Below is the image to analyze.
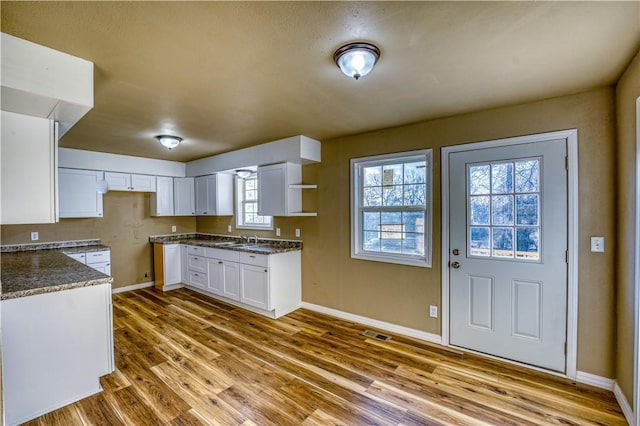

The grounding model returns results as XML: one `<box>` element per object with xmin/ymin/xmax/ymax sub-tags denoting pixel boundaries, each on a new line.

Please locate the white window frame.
<box><xmin>351</xmin><ymin>149</ymin><xmax>433</xmax><ymax>268</ymax></box>
<box><xmin>235</xmin><ymin>175</ymin><xmax>273</xmax><ymax>230</ymax></box>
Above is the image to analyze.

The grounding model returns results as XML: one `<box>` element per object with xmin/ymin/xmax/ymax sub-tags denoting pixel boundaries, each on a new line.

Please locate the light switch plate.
<box><xmin>227</xmin><ymin>225</ymin><xmax>232</xmax><ymax>233</ymax></box>
<box><xmin>30</xmin><ymin>231</ymin><xmax>39</xmax><ymax>241</ymax></box>
<box><xmin>429</xmin><ymin>305</ymin><xmax>438</xmax><ymax>318</ymax></box>
<box><xmin>171</xmin><ymin>225</ymin><xmax>177</xmax><ymax>232</ymax></box>
<box><xmin>276</xmin><ymin>228</ymin><xmax>281</xmax><ymax>237</ymax></box>
<box><xmin>590</xmin><ymin>236</ymin><xmax>605</xmax><ymax>252</ymax></box>
<box><xmin>295</xmin><ymin>228</ymin><xmax>301</xmax><ymax>237</ymax></box>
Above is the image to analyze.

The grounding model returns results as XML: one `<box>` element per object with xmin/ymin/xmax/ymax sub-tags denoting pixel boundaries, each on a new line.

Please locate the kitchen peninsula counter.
<box><xmin>0</xmin><ymin>239</ymin><xmax>112</xmax><ymax>300</ymax></box>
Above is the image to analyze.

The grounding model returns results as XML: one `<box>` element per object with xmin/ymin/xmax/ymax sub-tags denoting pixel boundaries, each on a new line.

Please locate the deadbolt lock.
<box><xmin>452</xmin><ymin>249</ymin><xmax>460</xmax><ymax>256</ymax></box>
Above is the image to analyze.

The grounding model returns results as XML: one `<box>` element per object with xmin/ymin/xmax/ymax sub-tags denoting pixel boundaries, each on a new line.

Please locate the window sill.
<box><xmin>236</xmin><ymin>224</ymin><xmax>274</xmax><ymax>231</ymax></box>
<box><xmin>351</xmin><ymin>252</ymin><xmax>431</xmax><ymax>268</ymax></box>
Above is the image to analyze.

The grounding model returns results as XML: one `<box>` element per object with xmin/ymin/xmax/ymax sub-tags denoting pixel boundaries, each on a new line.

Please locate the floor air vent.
<box><xmin>363</xmin><ymin>330</ymin><xmax>391</xmax><ymax>341</ymax></box>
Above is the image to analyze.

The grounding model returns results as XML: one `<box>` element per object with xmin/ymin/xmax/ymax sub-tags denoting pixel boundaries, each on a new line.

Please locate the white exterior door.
<box><xmin>448</xmin><ymin>138</ymin><xmax>568</xmax><ymax>372</ymax></box>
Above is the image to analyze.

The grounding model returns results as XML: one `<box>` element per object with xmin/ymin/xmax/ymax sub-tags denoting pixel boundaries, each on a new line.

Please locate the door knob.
<box><xmin>450</xmin><ymin>261</ymin><xmax>461</xmax><ymax>269</ymax></box>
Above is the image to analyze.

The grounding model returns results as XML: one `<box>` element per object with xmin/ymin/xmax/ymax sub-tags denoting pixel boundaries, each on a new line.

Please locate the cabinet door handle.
<box><xmin>193</xmin><ymin>257</ymin><xmax>198</xmax><ymax>260</ymax></box>
<box><xmin>218</xmin><ymin>261</ymin><xmax>223</xmax><ymax>264</ymax></box>
<box><xmin>264</xmin><ymin>269</ymin><xmax>268</xmax><ymax>272</ymax></box>
<box><xmin>203</xmin><ymin>211</ymin><xmax>208</xmax><ymax>214</ymax></box>
<box><xmin>250</xmin><ymin>255</ymin><xmax>256</xmax><ymax>258</ymax></box>
<box><xmin>194</xmin><ymin>273</ymin><xmax>199</xmax><ymax>277</ymax></box>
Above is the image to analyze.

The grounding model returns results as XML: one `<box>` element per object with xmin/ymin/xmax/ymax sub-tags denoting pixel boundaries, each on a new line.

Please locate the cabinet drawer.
<box><xmin>239</xmin><ymin>252</ymin><xmax>269</xmax><ymax>267</ymax></box>
<box><xmin>89</xmin><ymin>261</ymin><xmax>111</xmax><ymax>276</ymax></box>
<box><xmin>188</xmin><ymin>254</ymin><xmax>207</xmax><ymax>273</ymax></box>
<box><xmin>189</xmin><ymin>271</ymin><xmax>207</xmax><ymax>288</ymax></box>
<box><xmin>186</xmin><ymin>245</ymin><xmax>205</xmax><ymax>256</ymax></box>
<box><xmin>67</xmin><ymin>253</ymin><xmax>86</xmax><ymax>264</ymax></box>
<box><xmin>205</xmin><ymin>247</ymin><xmax>240</xmax><ymax>262</ymax></box>
<box><xmin>86</xmin><ymin>250</ymin><xmax>110</xmax><ymax>264</ymax></box>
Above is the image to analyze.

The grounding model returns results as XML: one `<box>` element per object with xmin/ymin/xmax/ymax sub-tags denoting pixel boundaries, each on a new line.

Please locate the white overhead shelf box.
<box><xmin>1</xmin><ymin>32</ymin><xmax>93</xmax><ymax>137</ymax></box>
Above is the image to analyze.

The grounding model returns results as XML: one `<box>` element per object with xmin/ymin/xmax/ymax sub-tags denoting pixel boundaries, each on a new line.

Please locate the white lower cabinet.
<box><xmin>2</xmin><ymin>283</ymin><xmax>114</xmax><ymax>426</ymax></box>
<box><xmin>181</xmin><ymin>244</ymin><xmax>300</xmax><ymax>318</ymax></box>
<box><xmin>239</xmin><ymin>263</ymin><xmax>269</xmax><ymax>310</ymax></box>
<box><xmin>162</xmin><ymin>244</ymin><xmax>181</xmax><ymax>286</ymax></box>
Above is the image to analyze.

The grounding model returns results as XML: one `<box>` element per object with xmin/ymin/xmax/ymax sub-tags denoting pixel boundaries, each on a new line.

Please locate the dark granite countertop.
<box><xmin>1</xmin><ymin>241</ymin><xmax>112</xmax><ymax>300</ymax></box>
<box><xmin>149</xmin><ymin>233</ymin><xmax>302</xmax><ymax>255</ymax></box>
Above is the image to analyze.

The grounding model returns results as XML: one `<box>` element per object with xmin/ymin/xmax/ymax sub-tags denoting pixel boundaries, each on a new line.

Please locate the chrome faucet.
<box><xmin>240</xmin><ymin>235</ymin><xmax>249</xmax><ymax>243</ymax></box>
<box><xmin>249</xmin><ymin>235</ymin><xmax>259</xmax><ymax>244</ymax></box>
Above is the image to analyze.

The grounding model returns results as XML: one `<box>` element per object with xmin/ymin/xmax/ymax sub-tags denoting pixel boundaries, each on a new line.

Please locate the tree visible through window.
<box><xmin>351</xmin><ymin>150</ymin><xmax>432</xmax><ymax>268</ymax></box>
<box><xmin>236</xmin><ymin>175</ymin><xmax>272</xmax><ymax>229</ymax></box>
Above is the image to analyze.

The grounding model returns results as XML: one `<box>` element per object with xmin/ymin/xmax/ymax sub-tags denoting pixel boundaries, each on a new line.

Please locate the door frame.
<box><xmin>634</xmin><ymin>96</ymin><xmax>640</xmax><ymax>424</ymax></box>
<box><xmin>441</xmin><ymin>129</ymin><xmax>579</xmax><ymax>378</ymax></box>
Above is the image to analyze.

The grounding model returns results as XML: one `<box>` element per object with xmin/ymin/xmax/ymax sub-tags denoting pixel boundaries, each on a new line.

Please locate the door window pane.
<box><xmin>492</xmin><ymin>195</ymin><xmax>514</xmax><ymax>225</ymax></box>
<box><xmin>491</xmin><ymin>163</ymin><xmax>513</xmax><ymax>194</ymax></box>
<box><xmin>515</xmin><ymin>160</ymin><xmax>539</xmax><ymax>193</ymax></box>
<box><xmin>470</xmin><ymin>227</ymin><xmax>490</xmax><ymax>256</ymax></box>
<box><xmin>492</xmin><ymin>227</ymin><xmax>514</xmax><ymax>258</ymax></box>
<box><xmin>469</xmin><ymin>165</ymin><xmax>490</xmax><ymax>195</ymax></box>
<box><xmin>516</xmin><ymin>227</ymin><xmax>540</xmax><ymax>260</ymax></box>
<box><xmin>470</xmin><ymin>196</ymin><xmax>490</xmax><ymax>225</ymax></box>
<box><xmin>516</xmin><ymin>194</ymin><xmax>539</xmax><ymax>225</ymax></box>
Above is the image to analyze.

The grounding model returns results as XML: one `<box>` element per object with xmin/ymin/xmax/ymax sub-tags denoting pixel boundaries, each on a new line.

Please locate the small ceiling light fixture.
<box><xmin>156</xmin><ymin>135</ymin><xmax>183</xmax><ymax>151</ymax></box>
<box><xmin>333</xmin><ymin>42</ymin><xmax>380</xmax><ymax>80</ymax></box>
<box><xmin>235</xmin><ymin>169</ymin><xmax>253</xmax><ymax>179</ymax></box>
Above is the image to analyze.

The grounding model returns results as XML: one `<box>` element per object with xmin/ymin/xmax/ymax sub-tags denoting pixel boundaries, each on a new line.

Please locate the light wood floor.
<box><xmin>25</xmin><ymin>287</ymin><xmax>626</xmax><ymax>426</ymax></box>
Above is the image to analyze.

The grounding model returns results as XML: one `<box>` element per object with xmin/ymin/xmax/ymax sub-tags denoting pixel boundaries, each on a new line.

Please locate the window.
<box><xmin>351</xmin><ymin>149</ymin><xmax>432</xmax><ymax>267</ymax></box>
<box><xmin>236</xmin><ymin>175</ymin><xmax>273</xmax><ymax>230</ymax></box>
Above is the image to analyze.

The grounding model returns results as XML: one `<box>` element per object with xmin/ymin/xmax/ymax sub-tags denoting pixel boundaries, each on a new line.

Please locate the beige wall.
<box><xmin>615</xmin><ymin>50</ymin><xmax>639</xmax><ymax>408</ymax></box>
<box><xmin>0</xmin><ymin>192</ymin><xmax>196</xmax><ymax>289</ymax></box>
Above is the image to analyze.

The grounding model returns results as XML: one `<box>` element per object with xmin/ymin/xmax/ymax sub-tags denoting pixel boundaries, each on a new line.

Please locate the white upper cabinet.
<box><xmin>58</xmin><ymin>168</ymin><xmax>103</xmax><ymax>218</ymax></box>
<box><xmin>195</xmin><ymin>174</ymin><xmax>233</xmax><ymax>216</ymax></box>
<box><xmin>1</xmin><ymin>33</ymin><xmax>93</xmax><ymax>138</ymax></box>
<box><xmin>174</xmin><ymin>177</ymin><xmax>196</xmax><ymax>216</ymax></box>
<box><xmin>105</xmin><ymin>172</ymin><xmax>156</xmax><ymax>192</ymax></box>
<box><xmin>1</xmin><ymin>111</ymin><xmax>57</xmax><ymax>224</ymax></box>
<box><xmin>258</xmin><ymin>162</ymin><xmax>316</xmax><ymax>217</ymax></box>
<box><xmin>151</xmin><ymin>176</ymin><xmax>174</xmax><ymax>216</ymax></box>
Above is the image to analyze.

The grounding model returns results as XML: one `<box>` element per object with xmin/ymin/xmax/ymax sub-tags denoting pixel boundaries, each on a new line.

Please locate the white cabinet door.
<box><xmin>207</xmin><ymin>258</ymin><xmax>224</xmax><ymax>295</ymax></box>
<box><xmin>67</xmin><ymin>253</ymin><xmax>86</xmax><ymax>264</ymax></box>
<box><xmin>222</xmin><ymin>261</ymin><xmax>240</xmax><ymax>301</ymax></box>
<box><xmin>174</xmin><ymin>177</ymin><xmax>195</xmax><ymax>216</ymax></box>
<box><xmin>59</xmin><ymin>168</ymin><xmax>104</xmax><ymax>218</ymax></box>
<box><xmin>131</xmin><ymin>174</ymin><xmax>156</xmax><ymax>192</ymax></box>
<box><xmin>180</xmin><ymin>245</ymin><xmax>189</xmax><ymax>284</ymax></box>
<box><xmin>257</xmin><ymin>164</ymin><xmax>286</xmax><ymax>216</ymax></box>
<box><xmin>90</xmin><ymin>262</ymin><xmax>111</xmax><ymax>276</ymax></box>
<box><xmin>240</xmin><ymin>264</ymin><xmax>269</xmax><ymax>310</ymax></box>
<box><xmin>106</xmin><ymin>172</ymin><xmax>156</xmax><ymax>192</ymax></box>
<box><xmin>1</xmin><ymin>111</ymin><xmax>57</xmax><ymax>224</ymax></box>
<box><xmin>151</xmin><ymin>176</ymin><xmax>174</xmax><ymax>216</ymax></box>
<box><xmin>105</xmin><ymin>172</ymin><xmax>130</xmax><ymax>191</ymax></box>
<box><xmin>163</xmin><ymin>244</ymin><xmax>181</xmax><ymax>286</ymax></box>
<box><xmin>195</xmin><ymin>174</ymin><xmax>233</xmax><ymax>216</ymax></box>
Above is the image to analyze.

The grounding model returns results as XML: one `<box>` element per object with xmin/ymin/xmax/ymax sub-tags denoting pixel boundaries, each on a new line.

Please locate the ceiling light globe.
<box><xmin>156</xmin><ymin>135</ymin><xmax>182</xmax><ymax>151</ymax></box>
<box><xmin>334</xmin><ymin>42</ymin><xmax>380</xmax><ymax>80</ymax></box>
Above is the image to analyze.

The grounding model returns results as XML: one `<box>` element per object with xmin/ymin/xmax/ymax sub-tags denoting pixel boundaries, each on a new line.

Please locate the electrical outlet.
<box><xmin>429</xmin><ymin>305</ymin><xmax>438</xmax><ymax>318</ymax></box>
<box><xmin>276</xmin><ymin>228</ymin><xmax>281</xmax><ymax>237</ymax></box>
<box><xmin>30</xmin><ymin>231</ymin><xmax>39</xmax><ymax>241</ymax></box>
<box><xmin>590</xmin><ymin>236</ymin><xmax>605</xmax><ymax>252</ymax></box>
<box><xmin>171</xmin><ymin>225</ymin><xmax>177</xmax><ymax>232</ymax></box>
<box><xmin>295</xmin><ymin>228</ymin><xmax>301</xmax><ymax>237</ymax></box>
<box><xmin>227</xmin><ymin>225</ymin><xmax>232</xmax><ymax>233</ymax></box>
<box><xmin>144</xmin><ymin>272</ymin><xmax>149</xmax><ymax>278</ymax></box>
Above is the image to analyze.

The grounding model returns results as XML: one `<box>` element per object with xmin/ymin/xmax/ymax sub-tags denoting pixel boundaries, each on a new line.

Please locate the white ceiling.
<box><xmin>2</xmin><ymin>1</ymin><xmax>639</xmax><ymax>162</ymax></box>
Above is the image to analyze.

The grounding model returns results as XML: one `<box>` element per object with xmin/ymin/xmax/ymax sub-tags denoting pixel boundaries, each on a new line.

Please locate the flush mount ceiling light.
<box><xmin>155</xmin><ymin>135</ymin><xmax>182</xmax><ymax>151</ymax></box>
<box><xmin>235</xmin><ymin>169</ymin><xmax>253</xmax><ymax>179</ymax></box>
<box><xmin>333</xmin><ymin>42</ymin><xmax>380</xmax><ymax>80</ymax></box>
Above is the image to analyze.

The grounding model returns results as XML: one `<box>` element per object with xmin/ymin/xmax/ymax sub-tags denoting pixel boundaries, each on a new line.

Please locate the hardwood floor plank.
<box><xmin>75</xmin><ymin>392</ymin><xmax>126</xmax><ymax>426</ymax></box>
<box><xmin>26</xmin><ymin>288</ymin><xmax>626</xmax><ymax>426</ymax></box>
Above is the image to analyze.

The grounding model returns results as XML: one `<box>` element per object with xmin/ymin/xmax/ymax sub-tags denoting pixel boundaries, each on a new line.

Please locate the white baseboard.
<box><xmin>300</xmin><ymin>302</ymin><xmax>442</xmax><ymax>345</ymax></box>
<box><xmin>613</xmin><ymin>382</ymin><xmax>634</xmax><ymax>426</ymax></box>
<box><xmin>575</xmin><ymin>371</ymin><xmax>615</xmax><ymax>390</ymax></box>
<box><xmin>112</xmin><ymin>281</ymin><xmax>154</xmax><ymax>294</ymax></box>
